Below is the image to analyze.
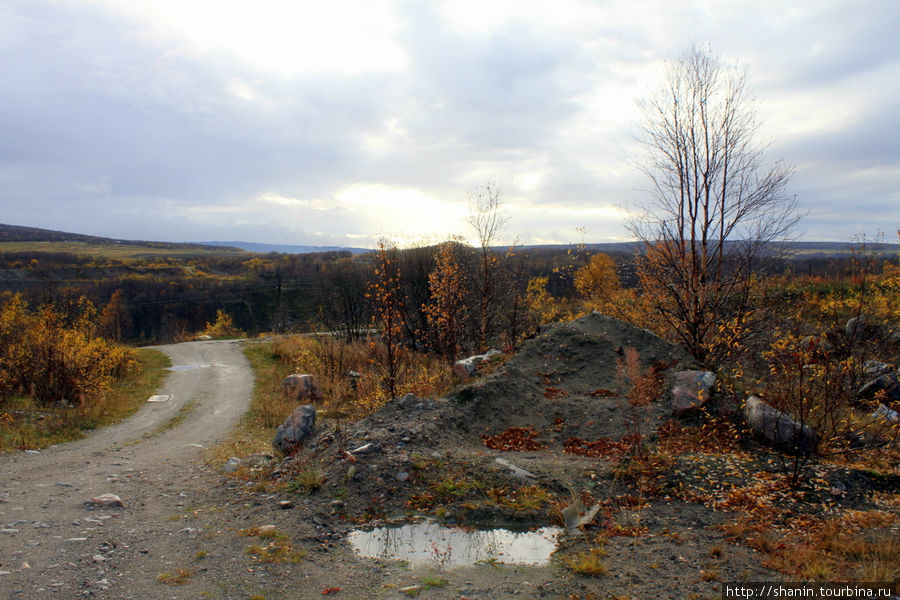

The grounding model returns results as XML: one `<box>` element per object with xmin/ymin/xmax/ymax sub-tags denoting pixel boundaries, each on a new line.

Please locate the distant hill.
<box><xmin>197</xmin><ymin>241</ymin><xmax>370</xmax><ymax>255</ymax></box>
<box><xmin>0</xmin><ymin>223</ymin><xmax>241</xmax><ymax>252</ymax></box>
<box><xmin>2</xmin><ymin>223</ymin><xmax>897</xmax><ymax>258</ymax></box>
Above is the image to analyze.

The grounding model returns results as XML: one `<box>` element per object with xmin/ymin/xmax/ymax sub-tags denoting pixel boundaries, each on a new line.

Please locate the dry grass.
<box><xmin>156</xmin><ymin>568</ymin><xmax>194</xmax><ymax>586</ymax></box>
<box><xmin>212</xmin><ymin>334</ymin><xmax>454</xmax><ymax>465</ymax></box>
<box><xmin>240</xmin><ymin>525</ymin><xmax>306</xmax><ymax>563</ymax></box>
<box><xmin>565</xmin><ymin>545</ymin><xmax>608</xmax><ymax>577</ymax></box>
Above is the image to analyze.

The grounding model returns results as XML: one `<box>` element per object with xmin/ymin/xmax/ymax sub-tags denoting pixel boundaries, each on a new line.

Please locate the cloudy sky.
<box><xmin>1</xmin><ymin>0</ymin><xmax>898</xmax><ymax>248</ymax></box>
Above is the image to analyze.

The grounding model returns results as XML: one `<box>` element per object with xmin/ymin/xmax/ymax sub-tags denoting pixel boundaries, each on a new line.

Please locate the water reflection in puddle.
<box><xmin>348</xmin><ymin>521</ymin><xmax>562</xmax><ymax>567</ymax></box>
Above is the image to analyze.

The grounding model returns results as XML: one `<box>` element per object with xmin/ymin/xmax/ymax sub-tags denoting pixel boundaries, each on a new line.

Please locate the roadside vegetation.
<box><xmin>0</xmin><ymin>342</ymin><xmax>169</xmax><ymax>451</ymax></box>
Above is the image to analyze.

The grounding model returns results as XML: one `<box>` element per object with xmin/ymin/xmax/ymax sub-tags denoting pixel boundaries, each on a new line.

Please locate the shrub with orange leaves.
<box><xmin>0</xmin><ymin>294</ymin><xmax>135</xmax><ymax>407</ymax></box>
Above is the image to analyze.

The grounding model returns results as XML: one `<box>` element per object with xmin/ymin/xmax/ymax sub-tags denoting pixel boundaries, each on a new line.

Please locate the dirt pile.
<box><xmin>275</xmin><ymin>312</ymin><xmax>697</xmax><ymax>524</ymax></box>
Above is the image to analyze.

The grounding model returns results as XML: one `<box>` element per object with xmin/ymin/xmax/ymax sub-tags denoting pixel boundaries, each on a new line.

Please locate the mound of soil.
<box><xmin>273</xmin><ymin>313</ymin><xmax>698</xmax><ymax>525</ymax></box>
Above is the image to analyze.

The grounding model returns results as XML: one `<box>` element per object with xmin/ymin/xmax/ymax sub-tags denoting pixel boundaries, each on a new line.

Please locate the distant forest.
<box><xmin>0</xmin><ymin>223</ymin><xmax>896</xmax><ymax>345</ymax></box>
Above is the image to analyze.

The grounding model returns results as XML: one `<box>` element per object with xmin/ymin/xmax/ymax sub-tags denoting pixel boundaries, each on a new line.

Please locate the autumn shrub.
<box><xmin>615</xmin><ymin>347</ymin><xmax>665</xmax><ymax>459</ymax></box>
<box><xmin>285</xmin><ymin>334</ymin><xmax>453</xmax><ymax>418</ymax></box>
<box><xmin>201</xmin><ymin>309</ymin><xmax>243</xmax><ymax>339</ymax></box>
<box><xmin>526</xmin><ymin>276</ymin><xmax>582</xmax><ymax>326</ymax></box>
<box><xmin>0</xmin><ymin>294</ymin><xmax>135</xmax><ymax>407</ymax></box>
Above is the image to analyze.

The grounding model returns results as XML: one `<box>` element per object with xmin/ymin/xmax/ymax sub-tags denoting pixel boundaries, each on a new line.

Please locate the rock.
<box><xmin>347</xmin><ymin>370</ymin><xmax>361</xmax><ymax>390</ymax></box>
<box><xmin>561</xmin><ymin>501</ymin><xmax>601</xmax><ymax>531</ymax></box>
<box><xmin>351</xmin><ymin>443</ymin><xmax>376</xmax><ymax>455</ymax></box>
<box><xmin>400</xmin><ymin>585</ymin><xmax>423</xmax><ymax>596</ymax></box>
<box><xmin>671</xmin><ymin>370</ymin><xmax>716</xmax><ymax>417</ymax></box>
<box><xmin>397</xmin><ymin>393</ymin><xmax>420</xmax><ymax>409</ymax></box>
<box><xmin>277</xmin><ymin>500</ymin><xmax>294</xmax><ymax>509</ymax></box>
<box><xmin>281</xmin><ymin>374</ymin><xmax>322</xmax><ymax>402</ymax></box>
<box><xmin>84</xmin><ymin>494</ymin><xmax>124</xmax><ymax>509</ymax></box>
<box><xmin>872</xmin><ymin>404</ymin><xmax>899</xmax><ymax>423</ymax></box>
<box><xmin>742</xmin><ymin>396</ymin><xmax>819</xmax><ymax>455</ymax></box>
<box><xmin>396</xmin><ymin>471</ymin><xmax>410</xmax><ymax>482</ymax></box>
<box><xmin>495</xmin><ymin>457</ymin><xmax>537</xmax><ymax>481</ymax></box>
<box><xmin>196</xmin><ymin>334</ymin><xmax>213</xmax><ymax>341</ymax></box>
<box><xmin>273</xmin><ymin>404</ymin><xmax>316</xmax><ymax>455</ymax></box>
<box><xmin>222</xmin><ymin>457</ymin><xmax>242</xmax><ymax>473</ymax></box>
<box><xmin>863</xmin><ymin>360</ymin><xmax>894</xmax><ymax>377</ymax></box>
<box><xmin>453</xmin><ymin>354</ymin><xmax>486</xmax><ymax>379</ymax></box>
<box><xmin>846</xmin><ymin>316</ymin><xmax>875</xmax><ymax>339</ymax></box>
<box><xmin>858</xmin><ymin>372</ymin><xmax>900</xmax><ymax>403</ymax></box>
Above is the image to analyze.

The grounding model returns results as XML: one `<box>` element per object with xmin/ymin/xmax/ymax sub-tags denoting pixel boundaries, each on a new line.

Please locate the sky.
<box><xmin>0</xmin><ymin>0</ymin><xmax>898</xmax><ymax>248</ymax></box>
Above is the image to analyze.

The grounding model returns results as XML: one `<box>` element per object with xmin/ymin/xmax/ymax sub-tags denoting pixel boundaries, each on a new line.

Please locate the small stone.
<box><xmin>85</xmin><ymin>494</ymin><xmax>124</xmax><ymax>509</ymax></box>
<box><xmin>396</xmin><ymin>471</ymin><xmax>410</xmax><ymax>482</ymax></box>
<box><xmin>276</xmin><ymin>500</ymin><xmax>294</xmax><ymax>510</ymax></box>
<box><xmin>0</xmin><ymin>529</ymin><xmax>20</xmax><ymax>534</ymax></box>
<box><xmin>55</xmin><ymin>482</ymin><xmax>74</xmax><ymax>488</ymax></box>
<box><xmin>346</xmin><ymin>465</ymin><xmax>357</xmax><ymax>480</ymax></box>
<box><xmin>222</xmin><ymin>457</ymin><xmax>242</xmax><ymax>473</ymax></box>
<box><xmin>351</xmin><ymin>443</ymin><xmax>375</xmax><ymax>455</ymax></box>
<box><xmin>330</xmin><ymin>500</ymin><xmax>345</xmax><ymax>509</ymax></box>
<box><xmin>92</xmin><ymin>555</ymin><xmax>107</xmax><ymax>563</ymax></box>
<box><xmin>257</xmin><ymin>525</ymin><xmax>278</xmax><ymax>535</ymax></box>
<box><xmin>400</xmin><ymin>585</ymin><xmax>423</xmax><ymax>596</ymax></box>
<box><xmin>873</xmin><ymin>404</ymin><xmax>900</xmax><ymax>423</ymax></box>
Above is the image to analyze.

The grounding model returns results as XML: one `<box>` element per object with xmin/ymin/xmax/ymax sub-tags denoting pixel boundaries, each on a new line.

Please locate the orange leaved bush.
<box><xmin>0</xmin><ymin>294</ymin><xmax>135</xmax><ymax>406</ymax></box>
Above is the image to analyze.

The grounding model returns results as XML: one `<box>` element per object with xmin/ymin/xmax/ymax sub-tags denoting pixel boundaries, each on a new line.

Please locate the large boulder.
<box><xmin>858</xmin><ymin>371</ymin><xmax>900</xmax><ymax>404</ymax></box>
<box><xmin>742</xmin><ymin>396</ymin><xmax>819</xmax><ymax>455</ymax></box>
<box><xmin>453</xmin><ymin>349</ymin><xmax>503</xmax><ymax>379</ymax></box>
<box><xmin>282</xmin><ymin>374</ymin><xmax>322</xmax><ymax>403</ymax></box>
<box><xmin>671</xmin><ymin>370</ymin><xmax>716</xmax><ymax>417</ymax></box>
<box><xmin>452</xmin><ymin>355</ymin><xmax>483</xmax><ymax>379</ymax></box>
<box><xmin>273</xmin><ymin>404</ymin><xmax>316</xmax><ymax>455</ymax></box>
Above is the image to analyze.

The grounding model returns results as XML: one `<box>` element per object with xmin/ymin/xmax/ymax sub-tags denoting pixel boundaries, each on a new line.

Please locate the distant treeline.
<box><xmin>0</xmin><ymin>243</ymin><xmax>893</xmax><ymax>345</ymax></box>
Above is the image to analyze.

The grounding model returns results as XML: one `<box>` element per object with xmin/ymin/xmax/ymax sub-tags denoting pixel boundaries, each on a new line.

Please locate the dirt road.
<box><xmin>0</xmin><ymin>340</ymin><xmax>254</xmax><ymax>598</ymax></box>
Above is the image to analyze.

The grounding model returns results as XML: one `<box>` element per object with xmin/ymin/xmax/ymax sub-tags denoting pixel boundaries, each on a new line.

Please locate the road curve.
<box><xmin>0</xmin><ymin>339</ymin><xmax>254</xmax><ymax>597</ymax></box>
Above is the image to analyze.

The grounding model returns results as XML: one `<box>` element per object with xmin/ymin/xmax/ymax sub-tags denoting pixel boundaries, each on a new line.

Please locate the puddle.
<box><xmin>166</xmin><ymin>365</ymin><xmax>202</xmax><ymax>371</ymax></box>
<box><xmin>348</xmin><ymin>520</ymin><xmax>562</xmax><ymax>567</ymax></box>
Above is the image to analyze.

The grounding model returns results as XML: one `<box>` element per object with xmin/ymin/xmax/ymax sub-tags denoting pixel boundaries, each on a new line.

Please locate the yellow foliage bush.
<box><xmin>283</xmin><ymin>334</ymin><xmax>453</xmax><ymax>418</ymax></box>
<box><xmin>201</xmin><ymin>309</ymin><xmax>243</xmax><ymax>339</ymax></box>
<box><xmin>0</xmin><ymin>294</ymin><xmax>136</xmax><ymax>406</ymax></box>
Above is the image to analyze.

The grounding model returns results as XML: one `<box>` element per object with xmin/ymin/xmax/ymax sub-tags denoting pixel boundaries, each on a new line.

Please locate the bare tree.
<box><xmin>467</xmin><ymin>180</ymin><xmax>508</xmax><ymax>351</ymax></box>
<box><xmin>631</xmin><ymin>44</ymin><xmax>800</xmax><ymax>361</ymax></box>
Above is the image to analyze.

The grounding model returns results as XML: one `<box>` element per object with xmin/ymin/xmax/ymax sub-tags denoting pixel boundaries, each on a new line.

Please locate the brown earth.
<box><xmin>2</xmin><ymin>314</ymin><xmax>895</xmax><ymax>599</ymax></box>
